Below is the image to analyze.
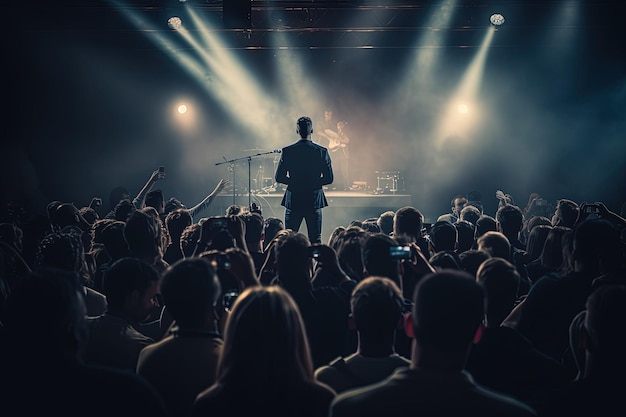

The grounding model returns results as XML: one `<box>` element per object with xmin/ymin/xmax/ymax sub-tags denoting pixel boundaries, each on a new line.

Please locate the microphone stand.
<box><xmin>216</xmin><ymin>150</ymin><xmax>280</xmax><ymax>210</ymax></box>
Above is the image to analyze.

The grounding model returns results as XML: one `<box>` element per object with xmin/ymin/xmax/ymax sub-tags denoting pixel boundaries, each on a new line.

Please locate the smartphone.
<box><xmin>158</xmin><ymin>166</ymin><xmax>165</xmax><ymax>173</ymax></box>
<box><xmin>208</xmin><ymin>216</ymin><xmax>229</xmax><ymax>230</ymax></box>
<box><xmin>222</xmin><ymin>290</ymin><xmax>239</xmax><ymax>311</ymax></box>
<box><xmin>535</xmin><ymin>198</ymin><xmax>547</xmax><ymax>206</ymax></box>
<box><xmin>389</xmin><ymin>246</ymin><xmax>411</xmax><ymax>259</ymax></box>
<box><xmin>585</xmin><ymin>204</ymin><xmax>600</xmax><ymax>214</ymax></box>
<box><xmin>214</xmin><ymin>253</ymin><xmax>231</xmax><ymax>269</ymax></box>
<box><xmin>309</xmin><ymin>246</ymin><xmax>321</xmax><ymax>258</ymax></box>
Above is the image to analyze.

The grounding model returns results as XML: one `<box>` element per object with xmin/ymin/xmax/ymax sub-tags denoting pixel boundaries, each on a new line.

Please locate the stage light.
<box><xmin>168</xmin><ymin>16</ymin><xmax>182</xmax><ymax>30</ymax></box>
<box><xmin>457</xmin><ymin>103</ymin><xmax>469</xmax><ymax>114</ymax></box>
<box><xmin>177</xmin><ymin>104</ymin><xmax>188</xmax><ymax>114</ymax></box>
<box><xmin>490</xmin><ymin>13</ymin><xmax>505</xmax><ymax>26</ymax></box>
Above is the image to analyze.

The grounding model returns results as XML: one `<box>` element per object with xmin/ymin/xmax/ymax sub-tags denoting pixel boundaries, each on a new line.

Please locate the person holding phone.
<box><xmin>275</xmin><ymin>116</ymin><xmax>334</xmax><ymax>244</ymax></box>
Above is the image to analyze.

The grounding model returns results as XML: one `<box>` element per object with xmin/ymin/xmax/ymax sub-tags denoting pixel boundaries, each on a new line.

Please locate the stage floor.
<box><xmin>207</xmin><ymin>191</ymin><xmax>412</xmax><ymax>241</ymax></box>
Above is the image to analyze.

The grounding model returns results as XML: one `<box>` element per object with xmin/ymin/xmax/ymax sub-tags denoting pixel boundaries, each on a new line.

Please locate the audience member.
<box><xmin>428</xmin><ymin>250</ymin><xmax>462</xmax><ymax>270</ymax></box>
<box><xmin>239</xmin><ymin>211</ymin><xmax>265</xmax><ymax>273</ymax></box>
<box><xmin>329</xmin><ymin>270</ymin><xmax>536</xmax><ymax>417</ymax></box>
<box><xmin>459</xmin><ymin>204</ymin><xmax>481</xmax><ymax>227</ymax></box>
<box><xmin>180</xmin><ymin>223</ymin><xmax>202</xmax><ymax>258</ymax></box>
<box><xmin>523</xmin><ymin>225</ymin><xmax>552</xmax><ymax>270</ymax></box>
<box><xmin>521</xmin><ymin>215</ymin><xmax>552</xmax><ymax>245</ymax></box>
<box><xmin>263</xmin><ymin>216</ymin><xmax>285</xmax><ymax>251</ymax></box>
<box><xmin>84</xmin><ymin>257</ymin><xmax>160</xmax><ymax>371</ymax></box>
<box><xmin>137</xmin><ymin>257</ymin><xmax>223</xmax><ymax>417</ymax></box>
<box><xmin>93</xmin><ymin>220</ymin><xmax>130</xmax><ymax>292</ymax></box>
<box><xmin>192</xmin><ymin>286</ymin><xmax>336</xmax><ymax>417</ymax></box>
<box><xmin>258</xmin><ymin>228</ymin><xmax>294</xmax><ymax>286</ymax></box>
<box><xmin>273</xmin><ymin>232</ymin><xmax>355</xmax><ymax>367</ymax></box>
<box><xmin>551</xmin><ymin>199</ymin><xmax>579</xmax><ymax>228</ymax></box>
<box><xmin>193</xmin><ymin>214</ymin><xmax>248</xmax><ymax>255</ymax></box>
<box><xmin>376</xmin><ymin>210</ymin><xmax>395</xmax><ymax>235</ymax></box>
<box><xmin>526</xmin><ymin>226</ymin><xmax>571</xmax><ymax>284</ymax></box>
<box><xmin>360</xmin><ymin>219</ymin><xmax>380</xmax><ymax>233</ymax></box>
<box><xmin>465</xmin><ymin>190</ymin><xmax>485</xmax><ymax>213</ymax></box>
<box><xmin>163</xmin><ymin>208</ymin><xmax>193</xmax><ymax>265</ymax></box>
<box><xmin>328</xmin><ymin>225</ymin><xmax>347</xmax><ymax>249</ymax></box>
<box><xmin>477</xmin><ymin>230</ymin><xmax>531</xmax><ymax>296</ymax></box>
<box><xmin>124</xmin><ymin>209</ymin><xmax>169</xmax><ymax>274</ymax></box>
<box><xmin>333</xmin><ymin>231</ymin><xmax>367</xmax><ymax>283</ymax></box>
<box><xmin>458</xmin><ymin>249</ymin><xmax>491</xmax><ymax>277</ymax></box>
<box><xmin>1</xmin><ymin>267</ymin><xmax>168</xmax><ymax>416</ymax></box>
<box><xmin>454</xmin><ymin>219</ymin><xmax>475</xmax><ymax>253</ymax></box>
<box><xmin>34</xmin><ymin>230</ymin><xmax>107</xmax><ymax>317</ymax></box>
<box><xmin>437</xmin><ymin>194</ymin><xmax>468</xmax><ymax>224</ymax></box>
<box><xmin>467</xmin><ymin>258</ymin><xmax>570</xmax><ymax>409</ymax></box>
<box><xmin>392</xmin><ymin>205</ymin><xmax>430</xmax><ymax>259</ymax></box>
<box><xmin>428</xmin><ymin>220</ymin><xmax>458</xmax><ymax>254</ymax></box>
<box><xmin>474</xmin><ymin>214</ymin><xmax>498</xmax><ymax>245</ymax></box>
<box><xmin>496</xmin><ymin>204</ymin><xmax>526</xmax><ymax>252</ymax></box>
<box><xmin>506</xmin><ymin>218</ymin><xmax>624</xmax><ymax>374</ymax></box>
<box><xmin>315</xmin><ymin>277</ymin><xmax>410</xmax><ymax>394</ymax></box>
<box><xmin>539</xmin><ymin>285</ymin><xmax>626</xmax><ymax>417</ymax></box>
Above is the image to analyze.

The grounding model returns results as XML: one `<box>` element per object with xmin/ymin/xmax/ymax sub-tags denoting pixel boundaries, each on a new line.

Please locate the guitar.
<box><xmin>319</xmin><ymin>121</ymin><xmax>349</xmax><ymax>152</ymax></box>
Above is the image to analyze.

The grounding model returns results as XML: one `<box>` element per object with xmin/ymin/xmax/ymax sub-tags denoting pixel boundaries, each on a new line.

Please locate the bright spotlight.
<box><xmin>177</xmin><ymin>104</ymin><xmax>188</xmax><ymax>114</ymax></box>
<box><xmin>457</xmin><ymin>103</ymin><xmax>469</xmax><ymax>114</ymax></box>
<box><xmin>490</xmin><ymin>13</ymin><xmax>505</xmax><ymax>26</ymax></box>
<box><xmin>168</xmin><ymin>16</ymin><xmax>183</xmax><ymax>30</ymax></box>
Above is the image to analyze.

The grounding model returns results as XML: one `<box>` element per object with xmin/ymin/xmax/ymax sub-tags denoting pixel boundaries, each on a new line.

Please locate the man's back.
<box><xmin>276</xmin><ymin>140</ymin><xmax>333</xmax><ymax>196</ymax></box>
<box><xmin>85</xmin><ymin>313</ymin><xmax>155</xmax><ymax>371</ymax></box>
<box><xmin>316</xmin><ymin>353</ymin><xmax>409</xmax><ymax>394</ymax></box>
<box><xmin>330</xmin><ymin>367</ymin><xmax>536</xmax><ymax>417</ymax></box>
<box><xmin>137</xmin><ymin>332</ymin><xmax>223</xmax><ymax>417</ymax></box>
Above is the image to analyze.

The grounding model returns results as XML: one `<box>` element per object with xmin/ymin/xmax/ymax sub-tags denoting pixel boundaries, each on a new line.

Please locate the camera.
<box><xmin>222</xmin><ymin>290</ymin><xmax>239</xmax><ymax>311</ymax></box>
<box><xmin>389</xmin><ymin>246</ymin><xmax>411</xmax><ymax>259</ymax></box>
<box><xmin>585</xmin><ymin>204</ymin><xmax>600</xmax><ymax>214</ymax></box>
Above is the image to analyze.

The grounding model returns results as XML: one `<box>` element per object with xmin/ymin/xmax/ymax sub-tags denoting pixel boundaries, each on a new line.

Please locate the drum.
<box><xmin>375</xmin><ymin>171</ymin><xmax>401</xmax><ymax>194</ymax></box>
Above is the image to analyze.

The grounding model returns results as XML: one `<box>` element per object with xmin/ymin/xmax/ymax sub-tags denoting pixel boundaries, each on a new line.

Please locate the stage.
<box><xmin>205</xmin><ymin>191</ymin><xmax>412</xmax><ymax>241</ymax></box>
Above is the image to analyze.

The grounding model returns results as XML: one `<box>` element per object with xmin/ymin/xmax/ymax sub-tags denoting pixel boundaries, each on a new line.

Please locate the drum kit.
<box><xmin>374</xmin><ymin>171</ymin><xmax>404</xmax><ymax>195</ymax></box>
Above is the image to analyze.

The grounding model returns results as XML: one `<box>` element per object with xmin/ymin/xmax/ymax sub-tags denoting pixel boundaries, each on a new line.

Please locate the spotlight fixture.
<box><xmin>168</xmin><ymin>16</ymin><xmax>182</xmax><ymax>30</ymax></box>
<box><xmin>490</xmin><ymin>13</ymin><xmax>505</xmax><ymax>26</ymax></box>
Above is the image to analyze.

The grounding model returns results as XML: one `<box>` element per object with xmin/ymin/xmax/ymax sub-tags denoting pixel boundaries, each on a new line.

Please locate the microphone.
<box><xmin>273</xmin><ymin>149</ymin><xmax>282</xmax><ymax>153</ymax></box>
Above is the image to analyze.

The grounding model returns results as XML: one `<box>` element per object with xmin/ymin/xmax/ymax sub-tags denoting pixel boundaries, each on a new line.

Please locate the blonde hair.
<box><xmin>216</xmin><ymin>286</ymin><xmax>314</xmax><ymax>393</ymax></box>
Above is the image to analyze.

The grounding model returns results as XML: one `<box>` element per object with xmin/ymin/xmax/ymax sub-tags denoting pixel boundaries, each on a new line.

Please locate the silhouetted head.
<box><xmin>411</xmin><ymin>270</ymin><xmax>484</xmax><ymax>353</ymax></box>
<box><xmin>296</xmin><ymin>116</ymin><xmax>313</xmax><ymax>138</ymax></box>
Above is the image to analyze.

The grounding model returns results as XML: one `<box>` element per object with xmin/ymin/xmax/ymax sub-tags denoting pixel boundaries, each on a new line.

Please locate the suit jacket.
<box><xmin>275</xmin><ymin>139</ymin><xmax>334</xmax><ymax>210</ymax></box>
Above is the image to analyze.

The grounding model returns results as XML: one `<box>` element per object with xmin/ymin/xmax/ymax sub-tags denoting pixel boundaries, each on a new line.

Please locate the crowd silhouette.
<box><xmin>1</xmin><ymin>173</ymin><xmax>625</xmax><ymax>417</ymax></box>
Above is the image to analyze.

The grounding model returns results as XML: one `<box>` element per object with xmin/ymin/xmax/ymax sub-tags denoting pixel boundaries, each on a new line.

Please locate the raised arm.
<box><xmin>132</xmin><ymin>167</ymin><xmax>166</xmax><ymax>209</ymax></box>
<box><xmin>187</xmin><ymin>179</ymin><xmax>229</xmax><ymax>220</ymax></box>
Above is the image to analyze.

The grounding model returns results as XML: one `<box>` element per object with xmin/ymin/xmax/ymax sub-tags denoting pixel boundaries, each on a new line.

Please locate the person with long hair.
<box><xmin>191</xmin><ymin>285</ymin><xmax>335</xmax><ymax>417</ymax></box>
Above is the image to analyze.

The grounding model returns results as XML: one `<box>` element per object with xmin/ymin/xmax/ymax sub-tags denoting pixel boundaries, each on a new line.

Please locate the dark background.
<box><xmin>3</xmin><ymin>0</ymin><xmax>625</xmax><ymax>223</ymax></box>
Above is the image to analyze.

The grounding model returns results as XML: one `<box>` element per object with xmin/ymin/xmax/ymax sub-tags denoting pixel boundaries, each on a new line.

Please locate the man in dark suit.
<box><xmin>275</xmin><ymin>116</ymin><xmax>334</xmax><ymax>244</ymax></box>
